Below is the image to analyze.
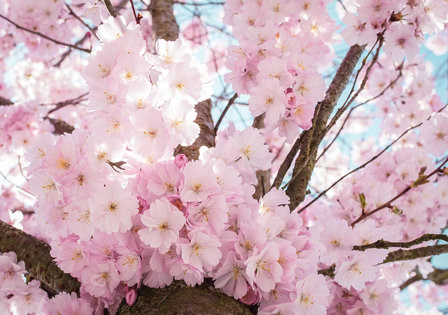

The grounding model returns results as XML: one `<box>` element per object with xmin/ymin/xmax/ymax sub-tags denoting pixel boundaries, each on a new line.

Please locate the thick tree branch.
<box><xmin>103</xmin><ymin>0</ymin><xmax>118</xmax><ymax>17</ymax></box>
<box><xmin>0</xmin><ymin>220</ymin><xmax>81</xmax><ymax>294</ymax></box>
<box><xmin>0</xmin><ymin>95</ymin><xmax>13</xmax><ymax>105</ymax></box>
<box><xmin>285</xmin><ymin>44</ymin><xmax>365</xmax><ymax>210</ymax></box>
<box><xmin>175</xmin><ymin>99</ymin><xmax>215</xmax><ymax>160</ymax></box>
<box><xmin>383</xmin><ymin>244</ymin><xmax>448</xmax><ymax>264</ymax></box>
<box><xmin>44</xmin><ymin>117</ymin><xmax>75</xmax><ymax>135</ymax></box>
<box><xmin>149</xmin><ymin>0</ymin><xmax>179</xmax><ymax>41</ymax></box>
<box><xmin>117</xmin><ymin>280</ymin><xmax>254</xmax><ymax>314</ymax></box>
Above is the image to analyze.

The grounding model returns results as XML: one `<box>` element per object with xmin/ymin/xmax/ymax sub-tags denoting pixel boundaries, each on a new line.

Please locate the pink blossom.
<box><xmin>245</xmin><ymin>243</ymin><xmax>283</xmax><ymax>292</ymax></box>
<box><xmin>293</xmin><ymin>72</ymin><xmax>326</xmax><ymax>105</ymax></box>
<box><xmin>90</xmin><ymin>181</ymin><xmax>138</xmax><ymax>234</ymax></box>
<box><xmin>188</xmin><ymin>195</ymin><xmax>228</xmax><ymax>234</ymax></box>
<box><xmin>180</xmin><ymin>160</ymin><xmax>218</xmax><ymax>202</ymax></box>
<box><xmin>213</xmin><ymin>252</ymin><xmax>251</xmax><ymax>299</ymax></box>
<box><xmin>334</xmin><ymin>251</ymin><xmax>386</xmax><ymax>291</ymax></box>
<box><xmin>0</xmin><ymin>252</ymin><xmax>26</xmax><ymax>292</ymax></box>
<box><xmin>81</xmin><ymin>261</ymin><xmax>120</xmax><ymax>298</ymax></box>
<box><xmin>181</xmin><ymin>230</ymin><xmax>222</xmax><ymax>271</ymax></box>
<box><xmin>249</xmin><ymin>79</ymin><xmax>287</xmax><ymax>124</ymax></box>
<box><xmin>138</xmin><ymin>197</ymin><xmax>186</xmax><ymax>253</ymax></box>
<box><xmin>174</xmin><ymin>154</ymin><xmax>188</xmax><ymax>169</ymax></box>
<box><xmin>182</xmin><ymin>17</ymin><xmax>208</xmax><ymax>47</ymax></box>
<box><xmin>295</xmin><ymin>274</ymin><xmax>330</xmax><ymax>315</ymax></box>
<box><xmin>48</xmin><ymin>292</ymin><xmax>93</xmax><ymax>315</ymax></box>
<box><xmin>125</xmin><ymin>286</ymin><xmax>138</xmax><ymax>306</ymax></box>
<box><xmin>9</xmin><ymin>280</ymin><xmax>49</xmax><ymax>315</ymax></box>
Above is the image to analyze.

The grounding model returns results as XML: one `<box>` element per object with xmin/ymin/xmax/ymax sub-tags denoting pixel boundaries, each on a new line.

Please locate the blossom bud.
<box><xmin>174</xmin><ymin>154</ymin><xmax>188</xmax><ymax>169</ymax></box>
<box><xmin>125</xmin><ymin>287</ymin><xmax>138</xmax><ymax>306</ymax></box>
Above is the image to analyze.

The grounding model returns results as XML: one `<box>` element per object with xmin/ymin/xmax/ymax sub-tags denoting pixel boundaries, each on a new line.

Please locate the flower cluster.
<box><xmin>223</xmin><ymin>0</ymin><xmax>334</xmax><ymax>140</ymax></box>
<box><xmin>0</xmin><ymin>251</ymin><xmax>92</xmax><ymax>314</ymax></box>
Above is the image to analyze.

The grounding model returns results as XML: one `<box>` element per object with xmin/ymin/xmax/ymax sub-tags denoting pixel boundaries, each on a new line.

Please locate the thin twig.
<box><xmin>0</xmin><ymin>170</ymin><xmax>35</xmax><ymax>199</ymax></box>
<box><xmin>350</xmin><ymin>155</ymin><xmax>448</xmax><ymax>227</ymax></box>
<box><xmin>46</xmin><ymin>92</ymin><xmax>89</xmax><ymax>115</ymax></box>
<box><xmin>297</xmin><ymin>123</ymin><xmax>424</xmax><ymax>213</ymax></box>
<box><xmin>315</xmin><ymin>64</ymin><xmax>403</xmax><ymax>164</ymax></box>
<box><xmin>173</xmin><ymin>1</ymin><xmax>225</xmax><ymax>5</ymax></box>
<box><xmin>354</xmin><ymin>234</ymin><xmax>448</xmax><ymax>251</ymax></box>
<box><xmin>129</xmin><ymin>0</ymin><xmax>142</xmax><ymax>24</ymax></box>
<box><xmin>214</xmin><ymin>93</ymin><xmax>238</xmax><ymax>133</ymax></box>
<box><xmin>53</xmin><ymin>34</ymin><xmax>91</xmax><ymax>67</ymax></box>
<box><xmin>0</xmin><ymin>14</ymin><xmax>91</xmax><ymax>53</ymax></box>
<box><xmin>65</xmin><ymin>4</ymin><xmax>99</xmax><ymax>40</ymax></box>
<box><xmin>337</xmin><ymin>0</ymin><xmax>348</xmax><ymax>12</ymax></box>
<box><xmin>297</xmin><ymin>103</ymin><xmax>448</xmax><ymax>213</ymax></box>
<box><xmin>271</xmin><ymin>132</ymin><xmax>305</xmax><ymax>189</ymax></box>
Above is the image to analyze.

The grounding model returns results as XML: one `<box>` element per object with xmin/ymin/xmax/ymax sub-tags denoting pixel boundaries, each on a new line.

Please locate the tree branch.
<box><xmin>44</xmin><ymin>117</ymin><xmax>75</xmax><ymax>135</ymax></box>
<box><xmin>214</xmin><ymin>93</ymin><xmax>238</xmax><ymax>134</ymax></box>
<box><xmin>0</xmin><ymin>220</ymin><xmax>80</xmax><ymax>294</ymax></box>
<box><xmin>350</xmin><ymin>155</ymin><xmax>448</xmax><ymax>226</ymax></box>
<box><xmin>0</xmin><ymin>95</ymin><xmax>13</xmax><ymax>105</ymax></box>
<box><xmin>46</xmin><ymin>92</ymin><xmax>89</xmax><ymax>115</ymax></box>
<box><xmin>354</xmin><ymin>234</ymin><xmax>448</xmax><ymax>251</ymax></box>
<box><xmin>400</xmin><ymin>268</ymin><xmax>448</xmax><ymax>290</ymax></box>
<box><xmin>117</xmin><ymin>279</ymin><xmax>254</xmax><ymax>314</ymax></box>
<box><xmin>383</xmin><ymin>244</ymin><xmax>448</xmax><ymax>264</ymax></box>
<box><xmin>285</xmin><ymin>44</ymin><xmax>365</xmax><ymax>210</ymax></box>
<box><xmin>175</xmin><ymin>99</ymin><xmax>215</xmax><ymax>160</ymax></box>
<box><xmin>271</xmin><ymin>131</ymin><xmax>305</xmax><ymax>189</ymax></box>
<box><xmin>65</xmin><ymin>4</ymin><xmax>99</xmax><ymax>40</ymax></box>
<box><xmin>315</xmin><ymin>63</ymin><xmax>403</xmax><ymax>165</ymax></box>
<box><xmin>0</xmin><ymin>14</ymin><xmax>91</xmax><ymax>53</ymax></box>
<box><xmin>103</xmin><ymin>0</ymin><xmax>118</xmax><ymax>17</ymax></box>
<box><xmin>149</xmin><ymin>0</ymin><xmax>179</xmax><ymax>41</ymax></box>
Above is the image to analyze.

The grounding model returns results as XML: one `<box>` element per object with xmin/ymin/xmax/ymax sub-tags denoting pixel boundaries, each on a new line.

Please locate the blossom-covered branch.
<box><xmin>0</xmin><ymin>14</ymin><xmax>91</xmax><ymax>53</ymax></box>
<box><xmin>0</xmin><ymin>220</ymin><xmax>80</xmax><ymax>294</ymax></box>
<box><xmin>351</xmin><ymin>155</ymin><xmax>448</xmax><ymax>226</ymax></box>
<box><xmin>285</xmin><ymin>44</ymin><xmax>365</xmax><ymax>209</ymax></box>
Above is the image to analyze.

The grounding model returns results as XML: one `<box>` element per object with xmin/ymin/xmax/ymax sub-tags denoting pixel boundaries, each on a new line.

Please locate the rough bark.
<box><xmin>0</xmin><ymin>220</ymin><xmax>81</xmax><ymax>294</ymax></box>
<box><xmin>286</xmin><ymin>45</ymin><xmax>365</xmax><ymax>210</ymax></box>
<box><xmin>400</xmin><ymin>268</ymin><xmax>448</xmax><ymax>290</ymax></box>
<box><xmin>118</xmin><ymin>280</ymin><xmax>254</xmax><ymax>314</ymax></box>
<box><xmin>383</xmin><ymin>244</ymin><xmax>448</xmax><ymax>264</ymax></box>
<box><xmin>0</xmin><ymin>95</ymin><xmax>13</xmax><ymax>105</ymax></box>
<box><xmin>353</xmin><ymin>233</ymin><xmax>448</xmax><ymax>251</ymax></box>
<box><xmin>45</xmin><ymin>117</ymin><xmax>75</xmax><ymax>135</ymax></box>
<box><xmin>148</xmin><ymin>0</ymin><xmax>179</xmax><ymax>41</ymax></box>
<box><xmin>174</xmin><ymin>99</ymin><xmax>215</xmax><ymax>160</ymax></box>
<box><xmin>251</xmin><ymin>114</ymin><xmax>270</xmax><ymax>200</ymax></box>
